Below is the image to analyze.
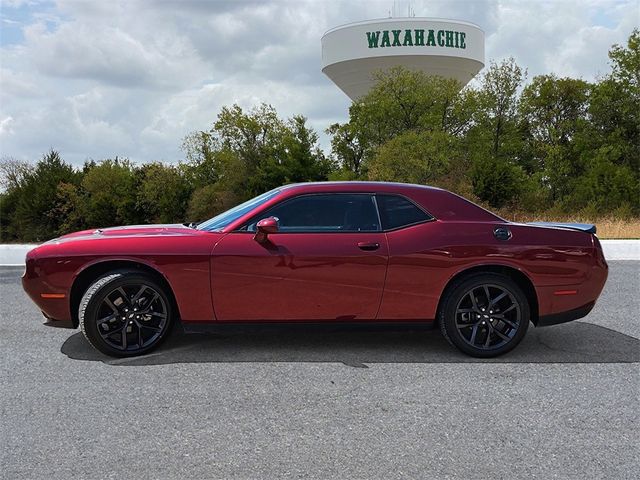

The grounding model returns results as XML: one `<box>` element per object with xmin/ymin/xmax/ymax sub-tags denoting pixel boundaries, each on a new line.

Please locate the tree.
<box><xmin>0</xmin><ymin>157</ymin><xmax>34</xmax><ymax>241</ymax></box>
<box><xmin>183</xmin><ymin>104</ymin><xmax>330</xmax><ymax>204</ymax></box>
<box><xmin>588</xmin><ymin>29</ymin><xmax>639</xmax><ymax>174</ymax></box>
<box><xmin>471</xmin><ymin>156</ymin><xmax>527</xmax><ymax>209</ymax></box>
<box><xmin>11</xmin><ymin>150</ymin><xmax>81</xmax><ymax>241</ymax></box>
<box><xmin>328</xmin><ymin>67</ymin><xmax>475</xmax><ymax>183</ymax></box>
<box><xmin>368</xmin><ymin>131</ymin><xmax>453</xmax><ymax>184</ymax></box>
<box><xmin>348</xmin><ymin>67</ymin><xmax>466</xmax><ymax>147</ymax></box>
<box><xmin>462</xmin><ymin>58</ymin><xmax>528</xmax><ymax>208</ymax></box>
<box><xmin>0</xmin><ymin>157</ymin><xmax>33</xmax><ymax>191</ymax></box>
<box><xmin>519</xmin><ymin>75</ymin><xmax>590</xmax><ymax>201</ymax></box>
<box><xmin>475</xmin><ymin>57</ymin><xmax>526</xmax><ymax>160</ymax></box>
<box><xmin>138</xmin><ymin>163</ymin><xmax>191</xmax><ymax>223</ymax></box>
<box><xmin>186</xmin><ymin>185</ymin><xmax>238</xmax><ymax>222</ymax></box>
<box><xmin>572</xmin><ymin>29</ymin><xmax>640</xmax><ymax>214</ymax></box>
<box><xmin>326</xmin><ymin>122</ymin><xmax>366</xmax><ymax>178</ymax></box>
<box><xmin>80</xmin><ymin>159</ymin><xmax>141</xmax><ymax>228</ymax></box>
<box><xmin>180</xmin><ymin>131</ymin><xmax>219</xmax><ymax>188</ymax></box>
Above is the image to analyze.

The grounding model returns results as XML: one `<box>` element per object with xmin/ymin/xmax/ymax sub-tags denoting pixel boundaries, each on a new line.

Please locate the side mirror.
<box><xmin>254</xmin><ymin>216</ymin><xmax>279</xmax><ymax>243</ymax></box>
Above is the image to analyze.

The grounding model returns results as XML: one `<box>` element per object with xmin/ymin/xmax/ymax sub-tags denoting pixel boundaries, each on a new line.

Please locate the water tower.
<box><xmin>321</xmin><ymin>17</ymin><xmax>485</xmax><ymax>100</ymax></box>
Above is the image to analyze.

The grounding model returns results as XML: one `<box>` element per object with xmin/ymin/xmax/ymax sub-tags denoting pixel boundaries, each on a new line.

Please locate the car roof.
<box><xmin>280</xmin><ymin>181</ymin><xmax>443</xmax><ymax>193</ymax></box>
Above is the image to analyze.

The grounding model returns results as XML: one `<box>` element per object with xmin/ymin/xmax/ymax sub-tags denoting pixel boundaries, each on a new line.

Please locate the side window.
<box><xmin>376</xmin><ymin>194</ymin><xmax>432</xmax><ymax>230</ymax></box>
<box><xmin>246</xmin><ymin>194</ymin><xmax>380</xmax><ymax>232</ymax></box>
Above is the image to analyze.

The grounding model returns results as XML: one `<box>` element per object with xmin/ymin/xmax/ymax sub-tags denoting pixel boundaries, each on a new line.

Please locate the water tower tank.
<box><xmin>321</xmin><ymin>18</ymin><xmax>485</xmax><ymax>100</ymax></box>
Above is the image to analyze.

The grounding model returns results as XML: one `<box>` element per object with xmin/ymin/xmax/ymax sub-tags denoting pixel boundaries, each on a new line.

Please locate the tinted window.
<box><xmin>376</xmin><ymin>194</ymin><xmax>432</xmax><ymax>230</ymax></box>
<box><xmin>246</xmin><ymin>194</ymin><xmax>380</xmax><ymax>232</ymax></box>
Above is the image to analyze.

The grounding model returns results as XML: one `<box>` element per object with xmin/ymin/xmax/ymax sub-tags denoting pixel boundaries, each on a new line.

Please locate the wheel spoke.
<box><xmin>116</xmin><ymin>287</ymin><xmax>131</xmax><ymax>306</ymax></box>
<box><xmin>483</xmin><ymin>285</ymin><xmax>491</xmax><ymax>306</ymax></box>
<box><xmin>469</xmin><ymin>324</ymin><xmax>479</xmax><ymax>344</ymax></box>
<box><xmin>489</xmin><ymin>291</ymin><xmax>507</xmax><ymax>307</ymax></box>
<box><xmin>131</xmin><ymin>285</ymin><xmax>148</xmax><ymax>304</ymax></box>
<box><xmin>484</xmin><ymin>327</ymin><xmax>492</xmax><ymax>347</ymax></box>
<box><xmin>469</xmin><ymin>290</ymin><xmax>480</xmax><ymax>311</ymax></box>
<box><xmin>492</xmin><ymin>328</ymin><xmax>511</xmax><ymax>341</ymax></box>
<box><xmin>501</xmin><ymin>304</ymin><xmax>517</xmax><ymax>314</ymax></box>
<box><xmin>140</xmin><ymin>324</ymin><xmax>162</xmax><ymax>332</ymax></box>
<box><xmin>99</xmin><ymin>321</ymin><xmax>126</xmax><ymax>339</ymax></box>
<box><xmin>103</xmin><ymin>297</ymin><xmax>119</xmax><ymax>314</ymax></box>
<box><xmin>499</xmin><ymin>317</ymin><xmax>518</xmax><ymax>329</ymax></box>
<box><xmin>140</xmin><ymin>293</ymin><xmax>160</xmax><ymax>312</ymax></box>
<box><xmin>97</xmin><ymin>314</ymin><xmax>116</xmax><ymax>326</ymax></box>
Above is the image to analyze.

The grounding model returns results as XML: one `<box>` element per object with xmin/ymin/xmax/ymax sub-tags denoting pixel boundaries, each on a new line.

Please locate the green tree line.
<box><xmin>1</xmin><ymin>30</ymin><xmax>638</xmax><ymax>242</ymax></box>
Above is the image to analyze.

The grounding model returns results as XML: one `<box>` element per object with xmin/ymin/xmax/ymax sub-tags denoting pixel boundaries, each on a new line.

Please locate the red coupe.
<box><xmin>22</xmin><ymin>182</ymin><xmax>608</xmax><ymax>358</ymax></box>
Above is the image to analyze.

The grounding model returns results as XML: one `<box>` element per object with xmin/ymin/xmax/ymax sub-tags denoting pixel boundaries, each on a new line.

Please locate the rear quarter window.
<box><xmin>376</xmin><ymin>194</ymin><xmax>433</xmax><ymax>230</ymax></box>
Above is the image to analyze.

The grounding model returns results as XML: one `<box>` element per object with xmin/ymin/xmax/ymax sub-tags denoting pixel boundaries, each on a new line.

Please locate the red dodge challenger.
<box><xmin>22</xmin><ymin>182</ymin><xmax>608</xmax><ymax>358</ymax></box>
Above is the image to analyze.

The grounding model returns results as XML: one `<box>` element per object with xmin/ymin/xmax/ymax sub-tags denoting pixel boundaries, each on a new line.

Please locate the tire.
<box><xmin>79</xmin><ymin>270</ymin><xmax>174</xmax><ymax>357</ymax></box>
<box><xmin>438</xmin><ymin>273</ymin><xmax>530</xmax><ymax>358</ymax></box>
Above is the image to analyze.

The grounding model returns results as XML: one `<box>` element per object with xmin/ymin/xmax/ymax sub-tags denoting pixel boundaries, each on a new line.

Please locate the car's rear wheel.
<box><xmin>79</xmin><ymin>271</ymin><xmax>174</xmax><ymax>357</ymax></box>
<box><xmin>439</xmin><ymin>273</ymin><xmax>530</xmax><ymax>357</ymax></box>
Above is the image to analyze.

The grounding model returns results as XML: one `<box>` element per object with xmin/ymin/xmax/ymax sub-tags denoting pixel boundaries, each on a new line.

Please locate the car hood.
<box><xmin>50</xmin><ymin>224</ymin><xmax>202</xmax><ymax>243</ymax></box>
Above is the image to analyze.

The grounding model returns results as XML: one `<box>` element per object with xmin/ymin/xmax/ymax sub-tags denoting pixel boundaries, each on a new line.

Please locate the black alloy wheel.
<box><xmin>79</xmin><ymin>271</ymin><xmax>174</xmax><ymax>357</ymax></box>
<box><xmin>439</xmin><ymin>273</ymin><xmax>530</xmax><ymax>357</ymax></box>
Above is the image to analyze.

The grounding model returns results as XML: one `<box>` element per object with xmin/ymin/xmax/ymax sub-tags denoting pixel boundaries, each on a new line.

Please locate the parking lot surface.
<box><xmin>1</xmin><ymin>262</ymin><xmax>638</xmax><ymax>479</ymax></box>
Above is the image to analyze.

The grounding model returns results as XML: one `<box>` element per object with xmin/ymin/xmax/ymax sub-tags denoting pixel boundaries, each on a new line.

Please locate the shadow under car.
<box><xmin>61</xmin><ymin>320</ymin><xmax>640</xmax><ymax>367</ymax></box>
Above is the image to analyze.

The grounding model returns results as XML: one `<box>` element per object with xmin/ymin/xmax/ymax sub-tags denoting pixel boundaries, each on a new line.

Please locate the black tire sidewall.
<box><xmin>81</xmin><ymin>272</ymin><xmax>173</xmax><ymax>357</ymax></box>
<box><xmin>440</xmin><ymin>273</ymin><xmax>530</xmax><ymax>358</ymax></box>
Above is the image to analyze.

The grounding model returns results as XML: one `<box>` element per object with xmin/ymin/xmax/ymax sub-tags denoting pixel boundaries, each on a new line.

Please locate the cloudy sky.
<box><xmin>0</xmin><ymin>0</ymin><xmax>637</xmax><ymax>166</ymax></box>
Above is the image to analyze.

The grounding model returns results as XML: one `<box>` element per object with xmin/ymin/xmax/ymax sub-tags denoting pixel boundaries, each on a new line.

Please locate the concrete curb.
<box><xmin>600</xmin><ymin>240</ymin><xmax>640</xmax><ymax>260</ymax></box>
<box><xmin>0</xmin><ymin>244</ymin><xmax>38</xmax><ymax>266</ymax></box>
<box><xmin>1</xmin><ymin>240</ymin><xmax>638</xmax><ymax>266</ymax></box>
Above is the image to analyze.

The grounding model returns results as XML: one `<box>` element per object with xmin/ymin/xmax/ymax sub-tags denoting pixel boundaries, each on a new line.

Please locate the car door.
<box><xmin>210</xmin><ymin>193</ymin><xmax>389</xmax><ymax>321</ymax></box>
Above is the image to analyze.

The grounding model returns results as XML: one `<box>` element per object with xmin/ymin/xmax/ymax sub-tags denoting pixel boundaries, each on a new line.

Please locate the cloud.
<box><xmin>0</xmin><ymin>0</ymin><xmax>636</xmax><ymax>165</ymax></box>
<box><xmin>0</xmin><ymin>116</ymin><xmax>15</xmax><ymax>136</ymax></box>
<box><xmin>0</xmin><ymin>67</ymin><xmax>43</xmax><ymax>97</ymax></box>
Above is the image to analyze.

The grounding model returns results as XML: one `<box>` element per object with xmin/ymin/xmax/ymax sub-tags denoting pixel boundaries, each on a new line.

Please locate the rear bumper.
<box><xmin>537</xmin><ymin>301</ymin><xmax>595</xmax><ymax>327</ymax></box>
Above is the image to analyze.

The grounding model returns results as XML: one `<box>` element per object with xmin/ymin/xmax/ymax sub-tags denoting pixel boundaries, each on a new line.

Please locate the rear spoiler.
<box><xmin>528</xmin><ymin>222</ymin><xmax>596</xmax><ymax>234</ymax></box>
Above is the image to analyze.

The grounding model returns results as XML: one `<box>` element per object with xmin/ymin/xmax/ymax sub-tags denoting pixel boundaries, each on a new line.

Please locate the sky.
<box><xmin>0</xmin><ymin>0</ymin><xmax>638</xmax><ymax>166</ymax></box>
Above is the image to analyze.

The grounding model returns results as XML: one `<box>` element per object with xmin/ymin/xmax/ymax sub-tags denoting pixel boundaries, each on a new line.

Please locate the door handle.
<box><xmin>357</xmin><ymin>242</ymin><xmax>380</xmax><ymax>251</ymax></box>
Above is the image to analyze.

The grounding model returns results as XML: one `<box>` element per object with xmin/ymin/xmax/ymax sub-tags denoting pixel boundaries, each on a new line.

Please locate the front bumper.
<box><xmin>42</xmin><ymin>313</ymin><xmax>74</xmax><ymax>329</ymax></box>
<box><xmin>22</xmin><ymin>255</ymin><xmax>73</xmax><ymax>327</ymax></box>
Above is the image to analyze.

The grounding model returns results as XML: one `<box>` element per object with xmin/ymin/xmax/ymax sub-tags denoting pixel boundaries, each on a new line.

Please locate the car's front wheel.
<box><xmin>79</xmin><ymin>271</ymin><xmax>174</xmax><ymax>357</ymax></box>
<box><xmin>439</xmin><ymin>273</ymin><xmax>530</xmax><ymax>357</ymax></box>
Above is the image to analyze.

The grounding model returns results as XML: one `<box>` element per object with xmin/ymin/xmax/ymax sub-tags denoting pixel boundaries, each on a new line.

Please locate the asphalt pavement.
<box><xmin>1</xmin><ymin>262</ymin><xmax>638</xmax><ymax>479</ymax></box>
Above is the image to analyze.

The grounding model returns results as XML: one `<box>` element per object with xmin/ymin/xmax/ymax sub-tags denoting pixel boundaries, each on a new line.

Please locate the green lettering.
<box><xmin>414</xmin><ymin>29</ymin><xmax>424</xmax><ymax>46</ymax></box>
<box><xmin>445</xmin><ymin>30</ymin><xmax>454</xmax><ymax>47</ymax></box>
<box><xmin>455</xmin><ymin>31</ymin><xmax>460</xmax><ymax>48</ymax></box>
<box><xmin>391</xmin><ymin>29</ymin><xmax>401</xmax><ymax>46</ymax></box>
<box><xmin>426</xmin><ymin>29</ymin><xmax>436</xmax><ymax>46</ymax></box>
<box><xmin>460</xmin><ymin>32</ymin><xmax>466</xmax><ymax>49</ymax></box>
<box><xmin>403</xmin><ymin>29</ymin><xmax>413</xmax><ymax>46</ymax></box>
<box><xmin>381</xmin><ymin>30</ymin><xmax>391</xmax><ymax>47</ymax></box>
<box><xmin>437</xmin><ymin>30</ymin><xmax>445</xmax><ymax>47</ymax></box>
<box><xmin>366</xmin><ymin>31</ymin><xmax>380</xmax><ymax>48</ymax></box>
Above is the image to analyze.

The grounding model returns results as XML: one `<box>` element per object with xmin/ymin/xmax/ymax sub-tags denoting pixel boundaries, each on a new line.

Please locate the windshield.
<box><xmin>196</xmin><ymin>188</ymin><xmax>281</xmax><ymax>232</ymax></box>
